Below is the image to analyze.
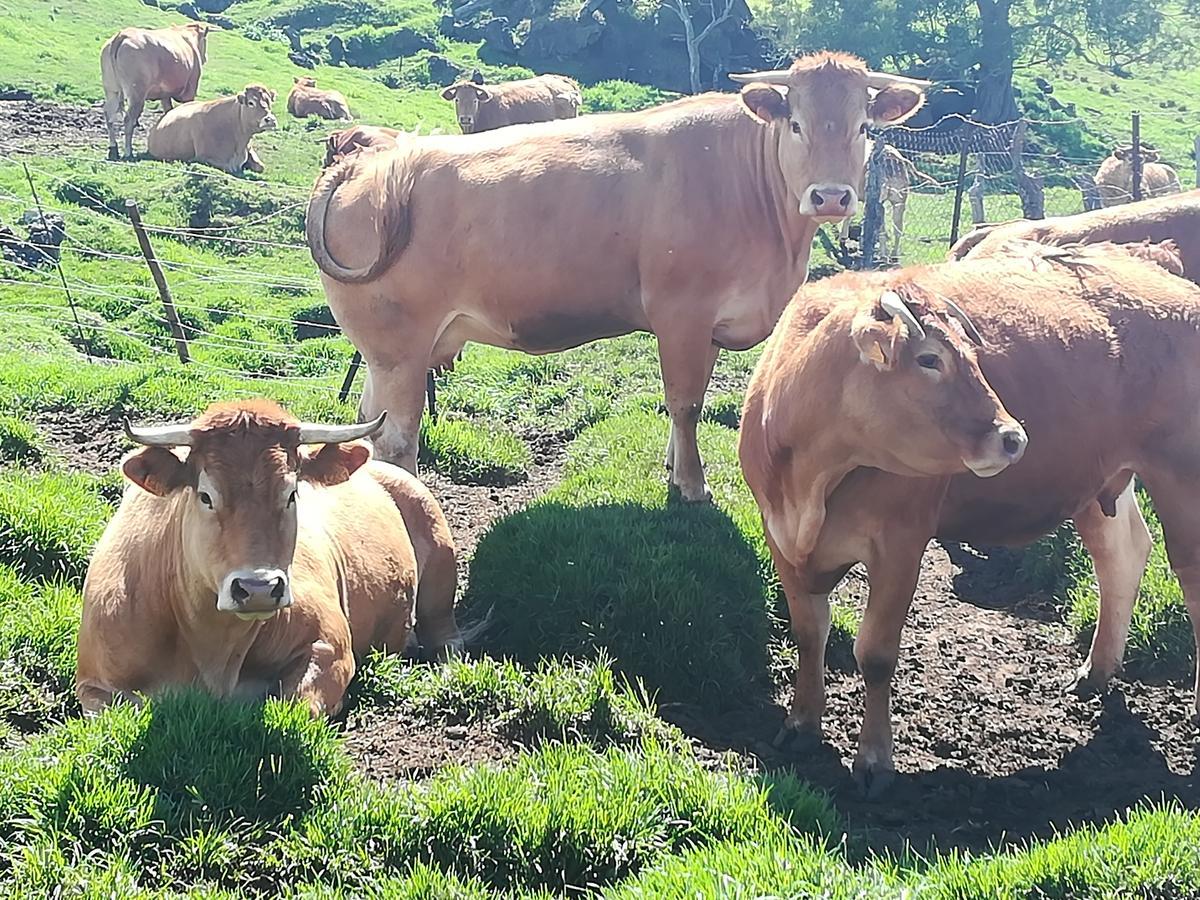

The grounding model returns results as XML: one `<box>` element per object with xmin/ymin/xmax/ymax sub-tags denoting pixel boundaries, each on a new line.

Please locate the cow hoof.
<box><xmin>852</xmin><ymin>758</ymin><xmax>895</xmax><ymax>800</ymax></box>
<box><xmin>773</xmin><ymin>719</ymin><xmax>823</xmax><ymax>753</ymax></box>
<box><xmin>1068</xmin><ymin>666</ymin><xmax>1113</xmax><ymax>698</ymax></box>
<box><xmin>107</xmin><ymin>147</ymin><xmax>120</xmax><ymax>162</ymax></box>
<box><xmin>667</xmin><ymin>482</ymin><xmax>712</xmax><ymax>505</ymax></box>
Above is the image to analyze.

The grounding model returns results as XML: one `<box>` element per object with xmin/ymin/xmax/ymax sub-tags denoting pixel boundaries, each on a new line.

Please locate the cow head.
<box><xmin>441</xmin><ymin>82</ymin><xmax>491</xmax><ymax>134</ymax></box>
<box><xmin>121</xmin><ymin>400</ymin><xmax>386</xmax><ymax>620</ymax></box>
<box><xmin>237</xmin><ymin>84</ymin><xmax>278</xmax><ymax>133</ymax></box>
<box><xmin>731</xmin><ymin>52</ymin><xmax>927</xmax><ymax>223</ymax></box>
<box><xmin>847</xmin><ymin>290</ymin><xmax>1027</xmax><ymax>478</ymax></box>
<box><xmin>1111</xmin><ymin>145</ymin><xmax>1160</xmax><ymax>163</ymax></box>
<box><xmin>294</xmin><ymin>76</ymin><xmax>317</xmax><ymax>88</ymax></box>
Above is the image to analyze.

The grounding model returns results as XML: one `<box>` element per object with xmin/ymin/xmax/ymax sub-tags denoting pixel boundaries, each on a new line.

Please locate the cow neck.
<box><xmin>161</xmin><ymin>491</ymin><xmax>268</xmax><ymax>697</ymax></box>
<box><xmin>743</xmin><ymin>117</ymin><xmax>820</xmax><ymax>289</ymax></box>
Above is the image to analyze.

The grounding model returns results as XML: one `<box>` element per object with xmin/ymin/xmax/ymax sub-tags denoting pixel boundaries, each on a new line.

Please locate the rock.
<box><xmin>190</xmin><ymin>0</ymin><xmax>233</xmax><ymax>10</ymax></box>
<box><xmin>176</xmin><ymin>1</ymin><xmax>201</xmax><ymax>20</ymax></box>
<box><xmin>0</xmin><ymin>88</ymin><xmax>33</xmax><ymax>101</ymax></box>
<box><xmin>481</xmin><ymin>18</ymin><xmax>517</xmax><ymax>55</ymax></box>
<box><xmin>3</xmin><ymin>211</ymin><xmax>66</xmax><ymax>268</ymax></box>
<box><xmin>327</xmin><ymin>34</ymin><xmax>345</xmax><ymax>66</ymax></box>
<box><xmin>341</xmin><ymin>27</ymin><xmax>437</xmax><ymax>68</ymax></box>
<box><xmin>427</xmin><ymin>54</ymin><xmax>466</xmax><ymax>87</ymax></box>
<box><xmin>289</xmin><ymin>49</ymin><xmax>320</xmax><ymax>69</ymax></box>
<box><xmin>1034</xmin><ymin>75</ymin><xmax>1052</xmax><ymax>94</ymax></box>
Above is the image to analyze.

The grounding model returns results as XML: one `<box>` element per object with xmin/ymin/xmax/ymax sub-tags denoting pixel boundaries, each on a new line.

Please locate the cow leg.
<box><xmin>123</xmin><ymin>92</ymin><xmax>145</xmax><ymax>159</ymax></box>
<box><xmin>890</xmin><ymin>196</ymin><xmax>906</xmax><ymax>263</ymax></box>
<box><xmin>853</xmin><ymin>538</ymin><xmax>924</xmax><ymax>797</ymax></box>
<box><xmin>160</xmin><ymin>98</ymin><xmax>174</xmax><ymax>113</ymax></box>
<box><xmin>1071</xmin><ymin>481</ymin><xmax>1151</xmax><ymax>694</ymax></box>
<box><xmin>771</xmin><ymin>538</ymin><xmax>833</xmax><ymax>745</ymax></box>
<box><xmin>358</xmin><ymin>356</ymin><xmax>432</xmax><ymax>474</ymax></box>
<box><xmin>280</xmin><ymin>637</ymin><xmax>355</xmax><ymax>718</ymax></box>
<box><xmin>656</xmin><ymin>331</ymin><xmax>718</xmax><ymax>503</ymax></box>
<box><xmin>244</xmin><ymin>147</ymin><xmax>265</xmax><ymax>174</ymax></box>
<box><xmin>104</xmin><ymin>89</ymin><xmax>124</xmax><ymax>161</ymax></box>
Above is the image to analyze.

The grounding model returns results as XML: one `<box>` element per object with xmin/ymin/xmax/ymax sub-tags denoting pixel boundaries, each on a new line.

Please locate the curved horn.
<box><xmin>879</xmin><ymin>291</ymin><xmax>926</xmax><ymax>340</ymax></box>
<box><xmin>124</xmin><ymin>418</ymin><xmax>194</xmax><ymax>447</ymax></box>
<box><xmin>865</xmin><ymin>71</ymin><xmax>933</xmax><ymax>90</ymax></box>
<box><xmin>727</xmin><ymin>69</ymin><xmax>792</xmax><ymax>85</ymax></box>
<box><xmin>939</xmin><ymin>295</ymin><xmax>984</xmax><ymax>346</ymax></box>
<box><xmin>296</xmin><ymin>410</ymin><xmax>387</xmax><ymax>445</ymax></box>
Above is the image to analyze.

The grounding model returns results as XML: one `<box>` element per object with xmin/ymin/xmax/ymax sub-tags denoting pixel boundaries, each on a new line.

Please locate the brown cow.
<box><xmin>288</xmin><ymin>76</ymin><xmax>352</xmax><ymax>121</ymax></box>
<box><xmin>740</xmin><ymin>242</ymin><xmax>1200</xmax><ymax>795</ymax></box>
<box><xmin>76</xmin><ymin>400</ymin><xmax>462</xmax><ymax>718</ymax></box>
<box><xmin>307</xmin><ymin>52</ymin><xmax>928</xmax><ymax>501</ymax></box>
<box><xmin>322</xmin><ymin>124</ymin><xmax>405</xmax><ymax>169</ymax></box>
<box><xmin>101</xmin><ymin>23</ymin><xmax>213</xmax><ymax>161</ymax></box>
<box><xmin>440</xmin><ymin>73</ymin><xmax>582</xmax><ymax>134</ymax></box>
<box><xmin>948</xmin><ymin>190</ymin><xmax>1200</xmax><ymax>285</ymax></box>
<box><xmin>1095</xmin><ymin>145</ymin><xmax>1183</xmax><ymax>207</ymax></box>
<box><xmin>147</xmin><ymin>84</ymin><xmax>277</xmax><ymax>173</ymax></box>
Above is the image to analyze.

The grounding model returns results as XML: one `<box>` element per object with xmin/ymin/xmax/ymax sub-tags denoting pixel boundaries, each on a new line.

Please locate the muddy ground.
<box><xmin>10</xmin><ymin>96</ymin><xmax>1198</xmax><ymax>860</ymax></box>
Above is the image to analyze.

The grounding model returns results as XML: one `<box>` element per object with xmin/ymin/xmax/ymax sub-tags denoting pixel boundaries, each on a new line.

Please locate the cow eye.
<box><xmin>790</xmin><ymin>121</ymin><xmax>802</xmax><ymax>136</ymax></box>
<box><xmin>287</xmin><ymin>490</ymin><xmax>297</xmax><ymax>507</ymax></box>
<box><xmin>916</xmin><ymin>353</ymin><xmax>942</xmax><ymax>371</ymax></box>
<box><xmin>198</xmin><ymin>491</ymin><xmax>214</xmax><ymax>509</ymax></box>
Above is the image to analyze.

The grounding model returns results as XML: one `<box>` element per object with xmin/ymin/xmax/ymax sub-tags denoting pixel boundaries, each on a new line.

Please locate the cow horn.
<box><xmin>296</xmin><ymin>411</ymin><xmax>387</xmax><ymax>445</ymax></box>
<box><xmin>879</xmin><ymin>291</ymin><xmax>926</xmax><ymax>340</ymax></box>
<box><xmin>865</xmin><ymin>71</ymin><xmax>933</xmax><ymax>89</ymax></box>
<box><xmin>727</xmin><ymin>69</ymin><xmax>792</xmax><ymax>85</ymax></box>
<box><xmin>938</xmin><ymin>295</ymin><xmax>984</xmax><ymax>346</ymax></box>
<box><xmin>124</xmin><ymin>419</ymin><xmax>194</xmax><ymax>447</ymax></box>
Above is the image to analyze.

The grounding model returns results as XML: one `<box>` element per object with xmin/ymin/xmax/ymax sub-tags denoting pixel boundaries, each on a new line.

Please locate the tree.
<box><xmin>662</xmin><ymin>0</ymin><xmax>738</xmax><ymax>94</ymax></box>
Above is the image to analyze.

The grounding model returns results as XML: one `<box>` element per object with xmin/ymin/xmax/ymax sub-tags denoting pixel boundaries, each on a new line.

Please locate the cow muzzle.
<box><xmin>799</xmin><ymin>184</ymin><xmax>858</xmax><ymax>220</ymax></box>
<box><xmin>963</xmin><ymin>421</ymin><xmax>1028</xmax><ymax>478</ymax></box>
<box><xmin>218</xmin><ymin>568</ymin><xmax>292</xmax><ymax>619</ymax></box>
<box><xmin>458</xmin><ymin>117</ymin><xmax>474</xmax><ymax>132</ymax></box>
<box><xmin>262</xmin><ymin>115</ymin><xmax>278</xmax><ymax>131</ymax></box>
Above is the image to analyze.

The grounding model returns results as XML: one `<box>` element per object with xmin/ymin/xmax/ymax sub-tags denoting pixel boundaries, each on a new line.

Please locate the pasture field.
<box><xmin>1</xmin><ymin>0</ymin><xmax>1199</xmax><ymax>895</ymax></box>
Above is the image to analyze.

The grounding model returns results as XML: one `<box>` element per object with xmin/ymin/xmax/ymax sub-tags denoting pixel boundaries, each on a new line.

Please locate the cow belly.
<box><xmin>511</xmin><ymin>309</ymin><xmax>640</xmax><ymax>353</ymax></box>
<box><xmin>938</xmin><ymin>471</ymin><xmax>1108</xmax><ymax>547</ymax></box>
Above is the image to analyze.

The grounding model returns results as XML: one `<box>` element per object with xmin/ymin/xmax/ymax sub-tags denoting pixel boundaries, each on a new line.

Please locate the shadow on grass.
<box><xmin>463</xmin><ymin>499</ymin><xmax>775</xmax><ymax>711</ymax></box>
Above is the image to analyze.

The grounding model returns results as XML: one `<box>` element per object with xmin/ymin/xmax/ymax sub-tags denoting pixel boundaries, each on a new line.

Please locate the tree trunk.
<box><xmin>973</xmin><ymin>0</ymin><xmax>1020</xmax><ymax>124</ymax></box>
<box><xmin>687</xmin><ymin>42</ymin><xmax>702</xmax><ymax>93</ymax></box>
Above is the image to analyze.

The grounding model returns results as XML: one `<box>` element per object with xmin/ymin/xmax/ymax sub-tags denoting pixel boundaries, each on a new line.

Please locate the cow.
<box><xmin>307</xmin><ymin>52</ymin><xmax>929</xmax><ymax>502</ymax></box>
<box><xmin>322</xmin><ymin>124</ymin><xmax>406</xmax><ymax>169</ymax></box>
<box><xmin>100</xmin><ymin>23</ymin><xmax>213</xmax><ymax>161</ymax></box>
<box><xmin>147</xmin><ymin>84</ymin><xmax>277</xmax><ymax>174</ymax></box>
<box><xmin>948</xmin><ymin>190</ymin><xmax>1200</xmax><ymax>285</ymax></box>
<box><xmin>1095</xmin><ymin>145</ymin><xmax>1183</xmax><ymax>207</ymax></box>
<box><xmin>839</xmin><ymin>141</ymin><xmax>940</xmax><ymax>261</ymax></box>
<box><xmin>76</xmin><ymin>399</ymin><xmax>463</xmax><ymax>718</ymax></box>
<box><xmin>288</xmin><ymin>76</ymin><xmax>352</xmax><ymax>121</ymax></box>
<box><xmin>440</xmin><ymin>73</ymin><xmax>583</xmax><ymax>134</ymax></box>
<box><xmin>739</xmin><ymin>241</ymin><xmax>1200</xmax><ymax>795</ymax></box>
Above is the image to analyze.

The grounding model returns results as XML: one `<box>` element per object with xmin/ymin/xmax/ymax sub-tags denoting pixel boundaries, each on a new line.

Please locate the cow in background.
<box><xmin>288</xmin><ymin>76</ymin><xmax>352</xmax><ymax>121</ymax></box>
<box><xmin>1095</xmin><ymin>145</ymin><xmax>1182</xmax><ymax>207</ymax></box>
<box><xmin>148</xmin><ymin>84</ymin><xmax>277</xmax><ymax>173</ymax></box>
<box><xmin>440</xmin><ymin>74</ymin><xmax>583</xmax><ymax>134</ymax></box>
<box><xmin>101</xmin><ymin>23</ymin><xmax>213</xmax><ymax>161</ymax></box>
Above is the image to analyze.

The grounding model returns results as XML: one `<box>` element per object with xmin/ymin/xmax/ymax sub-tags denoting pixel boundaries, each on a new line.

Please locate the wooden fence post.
<box><xmin>126</xmin><ymin>200</ymin><xmax>190</xmax><ymax>364</ymax></box>
<box><xmin>858</xmin><ymin>138</ymin><xmax>886</xmax><ymax>269</ymax></box>
<box><xmin>968</xmin><ymin>172</ymin><xmax>986</xmax><ymax>225</ymax></box>
<box><xmin>1131</xmin><ymin>111</ymin><xmax>1143</xmax><ymax>202</ymax></box>
<box><xmin>948</xmin><ymin>136</ymin><xmax>971</xmax><ymax>247</ymax></box>
<box><xmin>1010</xmin><ymin>120</ymin><xmax>1044</xmax><ymax>219</ymax></box>
<box><xmin>337</xmin><ymin>352</ymin><xmax>438</xmax><ymax>421</ymax></box>
<box><xmin>1074</xmin><ymin>174</ymin><xmax>1103</xmax><ymax>211</ymax></box>
<box><xmin>1194</xmin><ymin>134</ymin><xmax>1199</xmax><ymax>189</ymax></box>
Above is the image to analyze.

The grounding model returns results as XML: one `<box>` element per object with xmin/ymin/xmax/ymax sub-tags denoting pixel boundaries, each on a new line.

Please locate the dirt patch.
<box><xmin>340</xmin><ymin>706</ymin><xmax>518</xmax><ymax>783</ymax></box>
<box><xmin>662</xmin><ymin>540</ymin><xmax>1200</xmax><ymax>857</ymax></box>
<box><xmin>0</xmin><ymin>99</ymin><xmax>113</xmax><ymax>153</ymax></box>
<box><xmin>33</xmin><ymin>407</ymin><xmax>129</xmax><ymax>476</ymax></box>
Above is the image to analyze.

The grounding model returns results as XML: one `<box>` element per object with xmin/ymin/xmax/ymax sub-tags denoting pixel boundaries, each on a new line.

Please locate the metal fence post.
<box><xmin>1131</xmin><ymin>111</ymin><xmax>1143</xmax><ymax>202</ymax></box>
<box><xmin>948</xmin><ymin>135</ymin><xmax>971</xmax><ymax>247</ymax></box>
<box><xmin>1194</xmin><ymin>134</ymin><xmax>1199</xmax><ymax>189</ymax></box>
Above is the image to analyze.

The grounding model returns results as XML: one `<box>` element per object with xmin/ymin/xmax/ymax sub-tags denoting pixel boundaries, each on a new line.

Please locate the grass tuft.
<box><xmin>419</xmin><ymin>416</ymin><xmax>531</xmax><ymax>486</ymax></box>
<box><xmin>0</xmin><ymin>415</ymin><xmax>43</xmax><ymax>463</ymax></box>
<box><xmin>0</xmin><ymin>468</ymin><xmax>111</xmax><ymax>585</ymax></box>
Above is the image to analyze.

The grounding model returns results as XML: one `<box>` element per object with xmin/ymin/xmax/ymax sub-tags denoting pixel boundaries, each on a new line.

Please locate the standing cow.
<box><xmin>739</xmin><ymin>242</ymin><xmax>1200</xmax><ymax>794</ymax></box>
<box><xmin>440</xmin><ymin>74</ymin><xmax>583</xmax><ymax>134</ymax></box>
<box><xmin>307</xmin><ymin>52</ymin><xmax>928</xmax><ymax>501</ymax></box>
<box><xmin>148</xmin><ymin>84</ymin><xmax>277</xmax><ymax>173</ymax></box>
<box><xmin>1095</xmin><ymin>145</ymin><xmax>1182</xmax><ymax>207</ymax></box>
<box><xmin>288</xmin><ymin>76</ymin><xmax>352</xmax><ymax>121</ymax></box>
<box><xmin>76</xmin><ymin>400</ymin><xmax>462</xmax><ymax>718</ymax></box>
<box><xmin>100</xmin><ymin>23</ymin><xmax>213</xmax><ymax>161</ymax></box>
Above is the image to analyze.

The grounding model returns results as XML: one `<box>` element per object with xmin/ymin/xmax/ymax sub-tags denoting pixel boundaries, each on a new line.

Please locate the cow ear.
<box><xmin>868</xmin><ymin>84</ymin><xmax>924</xmax><ymax>125</ymax></box>
<box><xmin>236</xmin><ymin>92</ymin><xmax>247</xmax><ymax>106</ymax></box>
<box><xmin>122</xmin><ymin>447</ymin><xmax>190</xmax><ymax>497</ymax></box>
<box><xmin>739</xmin><ymin>84</ymin><xmax>789</xmax><ymax>124</ymax></box>
<box><xmin>441</xmin><ymin>86</ymin><xmax>457</xmax><ymax>101</ymax></box>
<box><xmin>474</xmin><ymin>85</ymin><xmax>493</xmax><ymax>102</ymax></box>
<box><xmin>850</xmin><ymin>311</ymin><xmax>901</xmax><ymax>372</ymax></box>
<box><xmin>300</xmin><ymin>440</ymin><xmax>371</xmax><ymax>486</ymax></box>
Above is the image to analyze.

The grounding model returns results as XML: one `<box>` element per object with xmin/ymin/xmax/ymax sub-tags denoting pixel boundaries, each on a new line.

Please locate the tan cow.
<box><xmin>100</xmin><ymin>23</ymin><xmax>213</xmax><ymax>161</ymax></box>
<box><xmin>948</xmin><ymin>190</ymin><xmax>1200</xmax><ymax>285</ymax></box>
<box><xmin>1095</xmin><ymin>145</ymin><xmax>1182</xmax><ymax>207</ymax></box>
<box><xmin>288</xmin><ymin>76</ymin><xmax>351</xmax><ymax>121</ymax></box>
<box><xmin>307</xmin><ymin>52</ymin><xmax>928</xmax><ymax>502</ymax></box>
<box><xmin>76</xmin><ymin>399</ymin><xmax>462</xmax><ymax>718</ymax></box>
<box><xmin>740</xmin><ymin>242</ymin><xmax>1200</xmax><ymax>795</ymax></box>
<box><xmin>839</xmin><ymin>141</ymin><xmax>940</xmax><ymax>261</ymax></box>
<box><xmin>322</xmin><ymin>124</ymin><xmax>405</xmax><ymax>169</ymax></box>
<box><xmin>440</xmin><ymin>73</ymin><xmax>583</xmax><ymax>134</ymax></box>
<box><xmin>147</xmin><ymin>84</ymin><xmax>277</xmax><ymax>173</ymax></box>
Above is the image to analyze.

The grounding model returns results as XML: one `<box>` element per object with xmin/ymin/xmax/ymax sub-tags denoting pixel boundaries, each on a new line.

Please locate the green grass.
<box><xmin>0</xmin><ymin>468</ymin><xmax>112</xmax><ymax>584</ymax></box>
<box><xmin>0</xmin><ymin>416</ymin><xmax>42</xmax><ymax>464</ymax></box>
<box><xmin>419</xmin><ymin>415</ymin><xmax>531</xmax><ymax>486</ymax></box>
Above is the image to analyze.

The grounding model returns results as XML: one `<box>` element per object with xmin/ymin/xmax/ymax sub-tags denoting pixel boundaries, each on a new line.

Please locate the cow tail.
<box><xmin>100</xmin><ymin>33</ymin><xmax>126</xmax><ymax>99</ymax></box>
<box><xmin>306</xmin><ymin>157</ymin><xmax>410</xmax><ymax>284</ymax></box>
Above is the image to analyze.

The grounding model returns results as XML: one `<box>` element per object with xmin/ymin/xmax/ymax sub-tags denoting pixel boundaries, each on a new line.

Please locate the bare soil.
<box><xmin>0</xmin><ymin>99</ymin><xmax>113</xmax><ymax>152</ymax></box>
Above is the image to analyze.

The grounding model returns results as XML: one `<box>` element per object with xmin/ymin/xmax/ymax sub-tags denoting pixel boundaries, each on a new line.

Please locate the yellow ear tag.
<box><xmin>866</xmin><ymin>341</ymin><xmax>887</xmax><ymax>367</ymax></box>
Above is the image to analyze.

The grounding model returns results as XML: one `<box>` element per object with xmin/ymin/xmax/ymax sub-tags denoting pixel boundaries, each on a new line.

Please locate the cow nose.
<box><xmin>231</xmin><ymin>575</ymin><xmax>287</xmax><ymax>607</ymax></box>
<box><xmin>804</xmin><ymin>186</ymin><xmax>857</xmax><ymax>216</ymax></box>
<box><xmin>998</xmin><ymin>423</ymin><xmax>1028</xmax><ymax>462</ymax></box>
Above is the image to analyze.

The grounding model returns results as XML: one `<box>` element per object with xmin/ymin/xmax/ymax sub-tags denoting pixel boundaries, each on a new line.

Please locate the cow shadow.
<box><xmin>941</xmin><ymin>538</ymin><xmax>1064</xmax><ymax>623</ymax></box>
<box><xmin>460</xmin><ymin>498</ymin><xmax>779</xmax><ymax>713</ymax></box>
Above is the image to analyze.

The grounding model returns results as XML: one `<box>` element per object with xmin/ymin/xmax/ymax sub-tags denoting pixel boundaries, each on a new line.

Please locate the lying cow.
<box><xmin>948</xmin><ymin>190</ymin><xmax>1200</xmax><ymax>285</ymax></box>
<box><xmin>440</xmin><ymin>73</ymin><xmax>582</xmax><ymax>134</ymax></box>
<box><xmin>739</xmin><ymin>241</ymin><xmax>1200</xmax><ymax>795</ymax></box>
<box><xmin>308</xmin><ymin>52</ymin><xmax>928</xmax><ymax>502</ymax></box>
<box><xmin>322</xmin><ymin>124</ymin><xmax>406</xmax><ymax>169</ymax></box>
<box><xmin>288</xmin><ymin>76</ymin><xmax>351</xmax><ymax>121</ymax></box>
<box><xmin>148</xmin><ymin>84</ymin><xmax>277</xmax><ymax>173</ymax></box>
<box><xmin>100</xmin><ymin>22</ymin><xmax>213</xmax><ymax>161</ymax></box>
<box><xmin>1095</xmin><ymin>144</ymin><xmax>1182</xmax><ymax>207</ymax></box>
<box><xmin>76</xmin><ymin>400</ymin><xmax>462</xmax><ymax>717</ymax></box>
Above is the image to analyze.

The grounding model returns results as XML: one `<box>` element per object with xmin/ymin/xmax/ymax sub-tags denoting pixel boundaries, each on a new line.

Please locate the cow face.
<box><xmin>294</xmin><ymin>76</ymin><xmax>318</xmax><ymax>88</ymax></box>
<box><xmin>441</xmin><ymin>82</ymin><xmax>490</xmax><ymax>134</ymax></box>
<box><xmin>849</xmin><ymin>291</ymin><xmax>1027</xmax><ymax>478</ymax></box>
<box><xmin>734</xmin><ymin>53</ymin><xmax>926</xmax><ymax>223</ymax></box>
<box><xmin>237</xmin><ymin>84</ymin><xmax>278</xmax><ymax>133</ymax></box>
<box><xmin>121</xmin><ymin>401</ymin><xmax>384</xmax><ymax>620</ymax></box>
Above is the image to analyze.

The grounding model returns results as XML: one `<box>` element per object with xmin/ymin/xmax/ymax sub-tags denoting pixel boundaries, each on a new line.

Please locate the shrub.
<box><xmin>419</xmin><ymin>416</ymin><xmax>530</xmax><ymax>485</ymax></box>
<box><xmin>0</xmin><ymin>468</ymin><xmax>111</xmax><ymax>584</ymax></box>
<box><xmin>582</xmin><ymin>80</ymin><xmax>676</xmax><ymax>113</ymax></box>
